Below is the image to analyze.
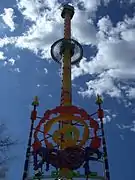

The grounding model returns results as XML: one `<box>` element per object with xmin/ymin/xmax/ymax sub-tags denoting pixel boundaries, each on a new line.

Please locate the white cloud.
<box><xmin>72</xmin><ymin>11</ymin><xmax>97</xmax><ymax>45</ymax></box>
<box><xmin>48</xmin><ymin>94</ymin><xmax>52</xmax><ymax>97</ymax></box>
<box><xmin>1</xmin><ymin>8</ymin><xmax>16</xmax><ymax>32</ymax></box>
<box><xmin>17</xmin><ymin>55</ymin><xmax>20</xmax><ymax>59</ymax></box>
<box><xmin>17</xmin><ymin>0</ymin><xmax>43</xmax><ymax>22</ymax></box>
<box><xmin>99</xmin><ymin>112</ymin><xmax>116</xmax><ymax>124</ymax></box>
<box><xmin>14</xmin><ymin>68</ymin><xmax>20</xmax><ymax>72</ymax></box>
<box><xmin>36</xmin><ymin>84</ymin><xmax>40</xmax><ymax>87</ymax></box>
<box><xmin>76</xmin><ymin>0</ymin><xmax>111</xmax><ymax>12</ymax></box>
<box><xmin>97</xmin><ymin>15</ymin><xmax>113</xmax><ymax>34</ymax></box>
<box><xmin>17</xmin><ymin>0</ymin><xmax>58</xmax><ymax>22</ymax></box>
<box><xmin>0</xmin><ymin>0</ymin><xmax>99</xmax><ymax>59</ymax></box>
<box><xmin>72</xmin><ymin>15</ymin><xmax>135</xmax><ymax>100</ymax></box>
<box><xmin>116</xmin><ymin>121</ymin><xmax>135</xmax><ymax>132</ymax></box>
<box><xmin>112</xmin><ymin>114</ymin><xmax>117</xmax><ymax>118</ymax></box>
<box><xmin>15</xmin><ymin>21</ymin><xmax>63</xmax><ymax>59</ymax></box>
<box><xmin>0</xmin><ymin>37</ymin><xmax>17</xmax><ymax>48</ymax></box>
<box><xmin>44</xmin><ymin>68</ymin><xmax>48</xmax><ymax>74</ymax></box>
<box><xmin>4</xmin><ymin>58</ymin><xmax>16</xmax><ymax>66</ymax></box>
<box><xmin>103</xmin><ymin>115</ymin><xmax>111</xmax><ymax>124</ymax></box>
<box><xmin>71</xmin><ymin>58</ymin><xmax>86</xmax><ymax>80</ymax></box>
<box><xmin>78</xmin><ymin>0</ymin><xmax>100</xmax><ymax>11</ymax></box>
<box><xmin>0</xmin><ymin>1</ymin><xmax>134</xmax><ymax>102</ymax></box>
<box><xmin>0</xmin><ymin>0</ymin><xmax>100</xmax><ymax>59</ymax></box>
<box><xmin>15</xmin><ymin>0</ymin><xmax>64</xmax><ymax>59</ymax></box>
<box><xmin>120</xmin><ymin>134</ymin><xmax>124</xmax><ymax>140</ymax></box>
<box><xmin>116</xmin><ymin>123</ymin><xmax>132</xmax><ymax>129</ymax></box>
<box><xmin>0</xmin><ymin>51</ymin><xmax>6</xmax><ymax>60</ymax></box>
<box><xmin>130</xmin><ymin>127</ymin><xmax>135</xmax><ymax>132</ymax></box>
<box><xmin>14</xmin><ymin>1</ymin><xmax>99</xmax><ymax>58</ymax></box>
<box><xmin>8</xmin><ymin>58</ymin><xmax>16</xmax><ymax>65</ymax></box>
<box><xmin>104</xmin><ymin>109</ymin><xmax>111</xmax><ymax>114</ymax></box>
<box><xmin>78</xmin><ymin>71</ymin><xmax>122</xmax><ymax>98</ymax></box>
<box><xmin>36</xmin><ymin>67</ymin><xmax>48</xmax><ymax>74</ymax></box>
<box><xmin>126</xmin><ymin>88</ymin><xmax>135</xmax><ymax>99</ymax></box>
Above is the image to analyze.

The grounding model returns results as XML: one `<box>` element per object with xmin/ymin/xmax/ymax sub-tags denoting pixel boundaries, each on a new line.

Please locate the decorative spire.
<box><xmin>32</xmin><ymin>96</ymin><xmax>39</xmax><ymax>106</ymax></box>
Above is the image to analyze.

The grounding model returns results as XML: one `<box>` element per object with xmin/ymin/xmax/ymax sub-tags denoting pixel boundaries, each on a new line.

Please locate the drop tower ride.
<box><xmin>22</xmin><ymin>4</ymin><xmax>110</xmax><ymax>180</ymax></box>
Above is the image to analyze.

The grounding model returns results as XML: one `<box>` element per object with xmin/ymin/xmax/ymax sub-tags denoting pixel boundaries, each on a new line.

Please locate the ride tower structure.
<box><xmin>22</xmin><ymin>4</ymin><xmax>110</xmax><ymax>180</ymax></box>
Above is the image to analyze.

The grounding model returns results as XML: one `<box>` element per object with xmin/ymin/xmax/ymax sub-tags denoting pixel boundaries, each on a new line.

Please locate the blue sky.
<box><xmin>0</xmin><ymin>0</ymin><xmax>135</xmax><ymax>179</ymax></box>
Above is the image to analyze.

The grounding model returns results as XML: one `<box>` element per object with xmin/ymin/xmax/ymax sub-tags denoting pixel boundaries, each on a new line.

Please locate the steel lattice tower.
<box><xmin>22</xmin><ymin>4</ymin><xmax>110</xmax><ymax>180</ymax></box>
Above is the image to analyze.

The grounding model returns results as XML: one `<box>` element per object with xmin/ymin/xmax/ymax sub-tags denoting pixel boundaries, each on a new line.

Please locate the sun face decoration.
<box><xmin>52</xmin><ymin>124</ymin><xmax>80</xmax><ymax>148</ymax></box>
<box><xmin>43</xmin><ymin>114</ymin><xmax>89</xmax><ymax>149</ymax></box>
<box><xmin>32</xmin><ymin>105</ymin><xmax>102</xmax><ymax>179</ymax></box>
<box><xmin>34</xmin><ymin>105</ymin><xmax>100</xmax><ymax>150</ymax></box>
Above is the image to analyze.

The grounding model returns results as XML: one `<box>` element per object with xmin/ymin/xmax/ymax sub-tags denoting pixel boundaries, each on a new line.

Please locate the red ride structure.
<box><xmin>22</xmin><ymin>4</ymin><xmax>110</xmax><ymax>180</ymax></box>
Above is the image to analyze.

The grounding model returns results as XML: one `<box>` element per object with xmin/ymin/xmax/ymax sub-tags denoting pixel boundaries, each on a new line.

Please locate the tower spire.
<box><xmin>51</xmin><ymin>4</ymin><xmax>83</xmax><ymax>107</ymax></box>
<box><xmin>96</xmin><ymin>94</ymin><xmax>110</xmax><ymax>180</ymax></box>
<box><xmin>22</xmin><ymin>96</ymin><xmax>39</xmax><ymax>180</ymax></box>
<box><xmin>60</xmin><ymin>4</ymin><xmax>74</xmax><ymax>106</ymax></box>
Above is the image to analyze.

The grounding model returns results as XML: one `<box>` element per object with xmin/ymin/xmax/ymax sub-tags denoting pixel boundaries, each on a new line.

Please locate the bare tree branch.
<box><xmin>0</xmin><ymin>123</ymin><xmax>18</xmax><ymax>178</ymax></box>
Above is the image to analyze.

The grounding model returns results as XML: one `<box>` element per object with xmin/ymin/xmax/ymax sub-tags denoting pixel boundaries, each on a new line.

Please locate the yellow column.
<box><xmin>61</xmin><ymin>13</ymin><xmax>72</xmax><ymax>106</ymax></box>
<box><xmin>60</xmin><ymin>11</ymin><xmax>74</xmax><ymax>180</ymax></box>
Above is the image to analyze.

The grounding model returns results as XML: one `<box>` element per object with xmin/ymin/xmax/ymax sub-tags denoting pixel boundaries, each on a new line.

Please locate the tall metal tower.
<box><xmin>22</xmin><ymin>4</ymin><xmax>110</xmax><ymax>180</ymax></box>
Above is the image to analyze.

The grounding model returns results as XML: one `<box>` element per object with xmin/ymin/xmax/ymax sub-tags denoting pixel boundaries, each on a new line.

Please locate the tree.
<box><xmin>0</xmin><ymin>123</ymin><xmax>17</xmax><ymax>179</ymax></box>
